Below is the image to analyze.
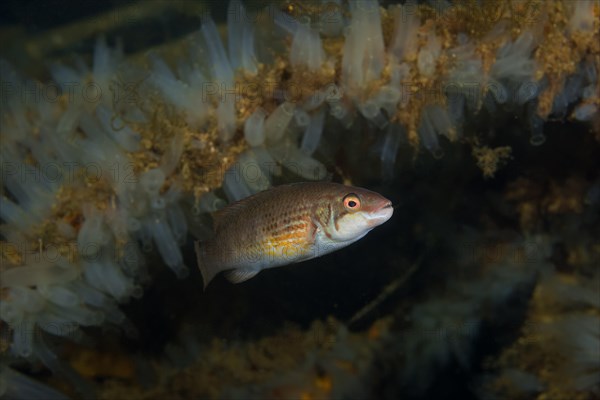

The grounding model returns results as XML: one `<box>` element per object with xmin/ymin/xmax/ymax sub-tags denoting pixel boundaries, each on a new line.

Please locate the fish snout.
<box><xmin>366</xmin><ymin>197</ymin><xmax>394</xmax><ymax>226</ymax></box>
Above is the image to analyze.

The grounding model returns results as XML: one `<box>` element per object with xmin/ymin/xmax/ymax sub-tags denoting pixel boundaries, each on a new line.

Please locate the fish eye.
<box><xmin>343</xmin><ymin>193</ymin><xmax>361</xmax><ymax>211</ymax></box>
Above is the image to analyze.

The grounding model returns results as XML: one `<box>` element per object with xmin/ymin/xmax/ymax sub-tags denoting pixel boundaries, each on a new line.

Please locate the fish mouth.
<box><xmin>365</xmin><ymin>200</ymin><xmax>394</xmax><ymax>226</ymax></box>
<box><xmin>376</xmin><ymin>199</ymin><xmax>393</xmax><ymax>213</ymax></box>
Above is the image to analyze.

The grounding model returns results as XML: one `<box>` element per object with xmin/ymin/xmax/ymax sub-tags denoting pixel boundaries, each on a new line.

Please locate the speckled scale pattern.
<box><xmin>208</xmin><ymin>182</ymin><xmax>348</xmax><ymax>270</ymax></box>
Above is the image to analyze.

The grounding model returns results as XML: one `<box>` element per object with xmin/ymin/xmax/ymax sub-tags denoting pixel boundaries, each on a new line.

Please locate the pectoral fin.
<box><xmin>224</xmin><ymin>268</ymin><xmax>260</xmax><ymax>284</ymax></box>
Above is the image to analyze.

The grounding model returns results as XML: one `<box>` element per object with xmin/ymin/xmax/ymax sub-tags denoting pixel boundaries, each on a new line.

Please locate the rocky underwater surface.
<box><xmin>0</xmin><ymin>1</ymin><xmax>599</xmax><ymax>399</ymax></box>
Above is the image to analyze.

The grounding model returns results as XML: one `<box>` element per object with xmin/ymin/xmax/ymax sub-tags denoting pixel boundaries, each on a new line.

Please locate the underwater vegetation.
<box><xmin>0</xmin><ymin>0</ymin><xmax>598</xmax><ymax>399</ymax></box>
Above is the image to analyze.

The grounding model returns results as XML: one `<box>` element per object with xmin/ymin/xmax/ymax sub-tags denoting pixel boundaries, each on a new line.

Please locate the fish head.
<box><xmin>325</xmin><ymin>187</ymin><xmax>393</xmax><ymax>242</ymax></box>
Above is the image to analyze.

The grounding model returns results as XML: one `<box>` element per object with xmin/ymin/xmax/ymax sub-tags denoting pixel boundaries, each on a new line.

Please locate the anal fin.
<box><xmin>224</xmin><ymin>268</ymin><xmax>260</xmax><ymax>284</ymax></box>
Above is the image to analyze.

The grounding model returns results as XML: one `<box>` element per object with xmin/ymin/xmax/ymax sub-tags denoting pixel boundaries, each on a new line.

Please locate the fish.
<box><xmin>194</xmin><ymin>182</ymin><xmax>393</xmax><ymax>288</ymax></box>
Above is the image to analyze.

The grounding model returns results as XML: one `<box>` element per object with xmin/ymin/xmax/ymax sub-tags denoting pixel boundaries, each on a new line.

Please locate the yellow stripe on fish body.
<box><xmin>264</xmin><ymin>221</ymin><xmax>314</xmax><ymax>262</ymax></box>
<box><xmin>194</xmin><ymin>182</ymin><xmax>393</xmax><ymax>289</ymax></box>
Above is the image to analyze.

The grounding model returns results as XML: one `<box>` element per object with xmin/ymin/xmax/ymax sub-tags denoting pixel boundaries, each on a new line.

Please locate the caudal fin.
<box><xmin>194</xmin><ymin>241</ymin><xmax>220</xmax><ymax>290</ymax></box>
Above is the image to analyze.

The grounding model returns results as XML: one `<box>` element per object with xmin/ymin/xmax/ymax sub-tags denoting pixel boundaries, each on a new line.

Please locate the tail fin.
<box><xmin>194</xmin><ymin>240</ymin><xmax>220</xmax><ymax>290</ymax></box>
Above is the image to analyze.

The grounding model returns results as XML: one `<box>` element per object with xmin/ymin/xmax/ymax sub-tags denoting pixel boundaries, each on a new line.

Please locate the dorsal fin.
<box><xmin>212</xmin><ymin>198</ymin><xmax>249</xmax><ymax>231</ymax></box>
<box><xmin>211</xmin><ymin>187</ymin><xmax>276</xmax><ymax>231</ymax></box>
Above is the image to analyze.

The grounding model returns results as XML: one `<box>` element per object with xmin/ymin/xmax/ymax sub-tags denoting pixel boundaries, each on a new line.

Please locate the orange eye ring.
<box><xmin>343</xmin><ymin>193</ymin><xmax>361</xmax><ymax>211</ymax></box>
